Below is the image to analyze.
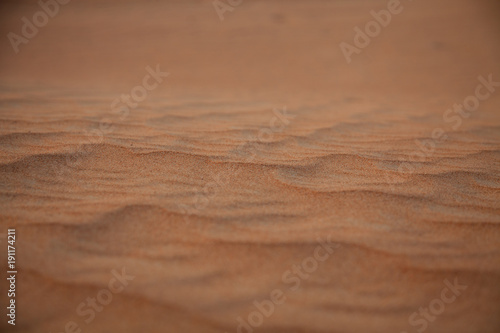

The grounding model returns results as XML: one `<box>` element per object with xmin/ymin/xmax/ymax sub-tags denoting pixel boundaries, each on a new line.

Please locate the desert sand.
<box><xmin>0</xmin><ymin>0</ymin><xmax>499</xmax><ymax>332</ymax></box>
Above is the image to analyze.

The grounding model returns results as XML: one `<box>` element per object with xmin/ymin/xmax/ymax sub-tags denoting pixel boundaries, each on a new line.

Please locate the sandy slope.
<box><xmin>0</xmin><ymin>0</ymin><xmax>500</xmax><ymax>332</ymax></box>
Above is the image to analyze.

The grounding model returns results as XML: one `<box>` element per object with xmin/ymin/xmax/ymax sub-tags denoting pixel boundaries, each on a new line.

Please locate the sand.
<box><xmin>0</xmin><ymin>0</ymin><xmax>499</xmax><ymax>332</ymax></box>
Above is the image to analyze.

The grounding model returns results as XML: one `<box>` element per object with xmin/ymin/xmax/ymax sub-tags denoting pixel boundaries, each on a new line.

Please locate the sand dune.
<box><xmin>1</xmin><ymin>0</ymin><xmax>500</xmax><ymax>332</ymax></box>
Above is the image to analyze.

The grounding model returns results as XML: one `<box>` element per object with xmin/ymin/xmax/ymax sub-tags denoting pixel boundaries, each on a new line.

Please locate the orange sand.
<box><xmin>0</xmin><ymin>0</ymin><xmax>499</xmax><ymax>332</ymax></box>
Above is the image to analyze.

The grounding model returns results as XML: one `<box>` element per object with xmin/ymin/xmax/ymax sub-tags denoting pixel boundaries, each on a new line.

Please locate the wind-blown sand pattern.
<box><xmin>0</xmin><ymin>0</ymin><xmax>500</xmax><ymax>332</ymax></box>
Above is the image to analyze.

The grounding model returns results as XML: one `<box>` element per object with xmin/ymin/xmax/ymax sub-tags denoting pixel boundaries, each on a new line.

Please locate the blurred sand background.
<box><xmin>0</xmin><ymin>0</ymin><xmax>499</xmax><ymax>332</ymax></box>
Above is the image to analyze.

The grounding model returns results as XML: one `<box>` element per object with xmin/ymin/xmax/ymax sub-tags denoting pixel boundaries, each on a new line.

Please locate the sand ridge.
<box><xmin>1</xmin><ymin>0</ymin><xmax>500</xmax><ymax>332</ymax></box>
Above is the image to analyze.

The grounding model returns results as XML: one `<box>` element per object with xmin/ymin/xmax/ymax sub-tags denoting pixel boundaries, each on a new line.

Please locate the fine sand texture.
<box><xmin>1</xmin><ymin>0</ymin><xmax>500</xmax><ymax>332</ymax></box>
